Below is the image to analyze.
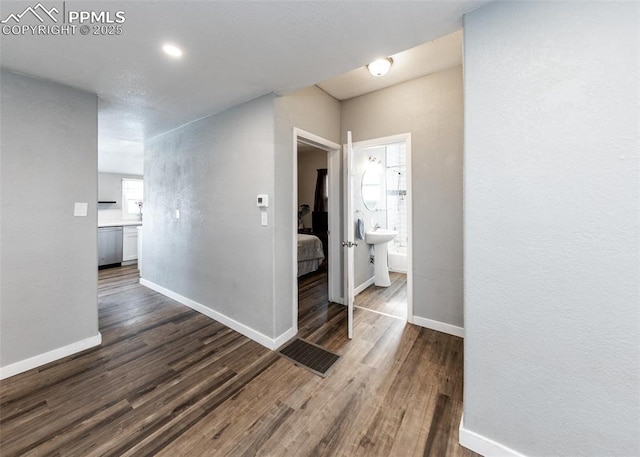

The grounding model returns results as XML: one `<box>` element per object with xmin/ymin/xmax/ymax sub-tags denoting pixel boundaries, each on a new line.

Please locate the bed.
<box><xmin>298</xmin><ymin>234</ymin><xmax>325</xmax><ymax>277</ymax></box>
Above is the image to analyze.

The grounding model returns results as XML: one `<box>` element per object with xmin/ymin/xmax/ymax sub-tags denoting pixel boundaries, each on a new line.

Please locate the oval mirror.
<box><xmin>362</xmin><ymin>165</ymin><xmax>383</xmax><ymax>211</ymax></box>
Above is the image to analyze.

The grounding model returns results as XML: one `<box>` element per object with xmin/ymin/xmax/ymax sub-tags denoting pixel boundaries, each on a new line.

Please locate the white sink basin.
<box><xmin>364</xmin><ymin>229</ymin><xmax>398</xmax><ymax>287</ymax></box>
<box><xmin>365</xmin><ymin>229</ymin><xmax>398</xmax><ymax>245</ymax></box>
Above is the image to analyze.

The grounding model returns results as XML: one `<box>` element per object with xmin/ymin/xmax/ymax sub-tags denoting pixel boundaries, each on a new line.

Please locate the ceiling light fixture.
<box><xmin>367</xmin><ymin>57</ymin><xmax>393</xmax><ymax>77</ymax></box>
<box><xmin>162</xmin><ymin>43</ymin><xmax>183</xmax><ymax>58</ymax></box>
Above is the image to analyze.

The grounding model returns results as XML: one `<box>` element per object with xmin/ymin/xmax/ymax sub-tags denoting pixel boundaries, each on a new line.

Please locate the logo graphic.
<box><xmin>2</xmin><ymin>2</ymin><xmax>126</xmax><ymax>36</ymax></box>
<box><xmin>1</xmin><ymin>2</ymin><xmax>59</xmax><ymax>23</ymax></box>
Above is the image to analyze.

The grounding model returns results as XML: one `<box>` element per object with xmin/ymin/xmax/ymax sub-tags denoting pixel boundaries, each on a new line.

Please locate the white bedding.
<box><xmin>298</xmin><ymin>234</ymin><xmax>324</xmax><ymax>277</ymax></box>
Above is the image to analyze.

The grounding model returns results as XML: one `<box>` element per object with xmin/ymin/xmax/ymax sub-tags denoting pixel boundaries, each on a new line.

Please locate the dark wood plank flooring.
<box><xmin>354</xmin><ymin>272</ymin><xmax>407</xmax><ymax>319</ymax></box>
<box><xmin>0</xmin><ymin>264</ymin><xmax>478</xmax><ymax>456</ymax></box>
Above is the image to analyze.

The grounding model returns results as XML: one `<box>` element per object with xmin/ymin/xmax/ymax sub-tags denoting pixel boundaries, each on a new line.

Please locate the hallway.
<box><xmin>0</xmin><ymin>266</ymin><xmax>475</xmax><ymax>456</ymax></box>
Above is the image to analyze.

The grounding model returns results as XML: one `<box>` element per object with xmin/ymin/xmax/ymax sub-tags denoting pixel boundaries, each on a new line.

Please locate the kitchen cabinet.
<box><xmin>98</xmin><ymin>174</ymin><xmax>122</xmax><ymax>207</ymax></box>
<box><xmin>122</xmin><ymin>225</ymin><xmax>139</xmax><ymax>261</ymax></box>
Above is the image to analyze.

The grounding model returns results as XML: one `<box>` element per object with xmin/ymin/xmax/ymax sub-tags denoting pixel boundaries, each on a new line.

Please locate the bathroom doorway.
<box><xmin>349</xmin><ymin>134</ymin><xmax>412</xmax><ymax>323</ymax></box>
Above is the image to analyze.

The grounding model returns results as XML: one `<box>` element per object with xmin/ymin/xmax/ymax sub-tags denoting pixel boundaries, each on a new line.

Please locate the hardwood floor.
<box><xmin>0</xmin><ymin>265</ymin><xmax>478</xmax><ymax>457</ymax></box>
<box><xmin>354</xmin><ymin>272</ymin><xmax>407</xmax><ymax>319</ymax></box>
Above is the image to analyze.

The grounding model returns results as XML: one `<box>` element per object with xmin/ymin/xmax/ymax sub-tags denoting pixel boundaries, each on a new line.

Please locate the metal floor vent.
<box><xmin>278</xmin><ymin>338</ymin><xmax>340</xmax><ymax>378</ymax></box>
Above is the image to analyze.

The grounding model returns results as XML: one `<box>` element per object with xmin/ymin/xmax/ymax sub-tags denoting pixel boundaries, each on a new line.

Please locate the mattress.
<box><xmin>298</xmin><ymin>234</ymin><xmax>325</xmax><ymax>277</ymax></box>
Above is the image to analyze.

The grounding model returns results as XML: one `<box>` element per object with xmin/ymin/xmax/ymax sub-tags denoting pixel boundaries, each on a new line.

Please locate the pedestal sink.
<box><xmin>365</xmin><ymin>229</ymin><xmax>398</xmax><ymax>287</ymax></box>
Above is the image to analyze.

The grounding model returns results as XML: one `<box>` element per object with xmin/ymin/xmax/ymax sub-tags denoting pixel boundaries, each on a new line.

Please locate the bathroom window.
<box><xmin>122</xmin><ymin>178</ymin><xmax>143</xmax><ymax>220</ymax></box>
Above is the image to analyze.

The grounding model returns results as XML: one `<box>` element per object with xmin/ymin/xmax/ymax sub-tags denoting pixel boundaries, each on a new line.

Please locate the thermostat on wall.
<box><xmin>257</xmin><ymin>194</ymin><xmax>268</xmax><ymax>208</ymax></box>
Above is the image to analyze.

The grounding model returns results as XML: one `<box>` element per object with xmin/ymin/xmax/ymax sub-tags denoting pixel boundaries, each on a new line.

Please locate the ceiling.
<box><xmin>318</xmin><ymin>30</ymin><xmax>463</xmax><ymax>101</ymax></box>
<box><xmin>0</xmin><ymin>1</ymin><xmax>487</xmax><ymax>174</ymax></box>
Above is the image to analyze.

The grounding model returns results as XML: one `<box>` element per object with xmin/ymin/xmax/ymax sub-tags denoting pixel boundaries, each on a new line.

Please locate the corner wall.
<box><xmin>0</xmin><ymin>69</ymin><xmax>99</xmax><ymax>376</ymax></box>
<box><xmin>142</xmin><ymin>86</ymin><xmax>340</xmax><ymax>347</ymax></box>
<box><xmin>462</xmin><ymin>2</ymin><xmax>640</xmax><ymax>456</ymax></box>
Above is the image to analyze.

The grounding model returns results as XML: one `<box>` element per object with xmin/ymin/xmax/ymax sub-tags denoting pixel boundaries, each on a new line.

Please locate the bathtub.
<box><xmin>388</xmin><ymin>245</ymin><xmax>408</xmax><ymax>273</ymax></box>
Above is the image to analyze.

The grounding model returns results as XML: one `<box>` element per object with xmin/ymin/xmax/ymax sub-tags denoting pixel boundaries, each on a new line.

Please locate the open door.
<box><xmin>343</xmin><ymin>131</ymin><xmax>356</xmax><ymax>339</ymax></box>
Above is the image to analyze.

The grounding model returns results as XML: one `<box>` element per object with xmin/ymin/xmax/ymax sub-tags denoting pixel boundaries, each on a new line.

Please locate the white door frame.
<box><xmin>292</xmin><ymin>128</ymin><xmax>342</xmax><ymax>334</ymax></box>
<box><xmin>350</xmin><ymin>133</ymin><xmax>413</xmax><ymax>323</ymax></box>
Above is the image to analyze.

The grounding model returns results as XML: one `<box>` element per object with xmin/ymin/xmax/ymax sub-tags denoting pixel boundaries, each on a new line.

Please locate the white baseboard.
<box><xmin>272</xmin><ymin>327</ymin><xmax>298</xmax><ymax>350</ymax></box>
<box><xmin>354</xmin><ymin>277</ymin><xmax>375</xmax><ymax>296</ymax></box>
<box><xmin>459</xmin><ymin>415</ymin><xmax>527</xmax><ymax>457</ymax></box>
<box><xmin>140</xmin><ymin>278</ymin><xmax>292</xmax><ymax>351</ymax></box>
<box><xmin>411</xmin><ymin>315</ymin><xmax>465</xmax><ymax>338</ymax></box>
<box><xmin>0</xmin><ymin>333</ymin><xmax>102</xmax><ymax>380</ymax></box>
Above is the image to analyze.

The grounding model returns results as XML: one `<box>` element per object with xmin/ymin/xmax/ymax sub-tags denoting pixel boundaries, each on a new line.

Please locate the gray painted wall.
<box><xmin>143</xmin><ymin>85</ymin><xmax>340</xmax><ymax>343</ymax></box>
<box><xmin>144</xmin><ymin>95</ymin><xmax>277</xmax><ymax>337</ymax></box>
<box><xmin>0</xmin><ymin>69</ymin><xmax>99</xmax><ymax>367</ymax></box>
<box><xmin>342</xmin><ymin>66</ymin><xmax>464</xmax><ymax>327</ymax></box>
<box><xmin>463</xmin><ymin>2</ymin><xmax>639</xmax><ymax>456</ymax></box>
<box><xmin>274</xmin><ymin>86</ymin><xmax>341</xmax><ymax>335</ymax></box>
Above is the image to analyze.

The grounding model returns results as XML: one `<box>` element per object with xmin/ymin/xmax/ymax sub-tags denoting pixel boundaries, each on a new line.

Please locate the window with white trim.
<box><xmin>122</xmin><ymin>178</ymin><xmax>143</xmax><ymax>220</ymax></box>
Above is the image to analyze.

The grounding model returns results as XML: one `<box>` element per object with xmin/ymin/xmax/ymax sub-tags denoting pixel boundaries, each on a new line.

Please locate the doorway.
<box><xmin>292</xmin><ymin>129</ymin><xmax>341</xmax><ymax>336</ymax></box>
<box><xmin>347</xmin><ymin>134</ymin><xmax>413</xmax><ymax>327</ymax></box>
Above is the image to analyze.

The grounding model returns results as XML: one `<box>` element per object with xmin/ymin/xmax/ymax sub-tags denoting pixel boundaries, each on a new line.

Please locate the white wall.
<box><xmin>462</xmin><ymin>2</ymin><xmax>640</xmax><ymax>456</ymax></box>
<box><xmin>0</xmin><ymin>69</ymin><xmax>99</xmax><ymax>375</ymax></box>
<box><xmin>352</xmin><ymin>145</ymin><xmax>385</xmax><ymax>289</ymax></box>
<box><xmin>98</xmin><ymin>172</ymin><xmax>143</xmax><ymax>225</ymax></box>
<box><xmin>342</xmin><ymin>66</ymin><xmax>464</xmax><ymax>328</ymax></box>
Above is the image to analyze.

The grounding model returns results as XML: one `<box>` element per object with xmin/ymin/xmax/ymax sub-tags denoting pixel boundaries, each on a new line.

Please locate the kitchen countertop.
<box><xmin>98</xmin><ymin>221</ymin><xmax>143</xmax><ymax>228</ymax></box>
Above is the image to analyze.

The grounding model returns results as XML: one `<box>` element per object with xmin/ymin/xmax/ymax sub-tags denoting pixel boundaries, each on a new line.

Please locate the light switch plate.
<box><xmin>74</xmin><ymin>202</ymin><xmax>88</xmax><ymax>217</ymax></box>
<box><xmin>261</xmin><ymin>211</ymin><xmax>268</xmax><ymax>226</ymax></box>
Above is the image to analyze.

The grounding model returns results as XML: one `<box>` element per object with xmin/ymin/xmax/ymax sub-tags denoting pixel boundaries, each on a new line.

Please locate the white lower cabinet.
<box><xmin>122</xmin><ymin>226</ymin><xmax>139</xmax><ymax>261</ymax></box>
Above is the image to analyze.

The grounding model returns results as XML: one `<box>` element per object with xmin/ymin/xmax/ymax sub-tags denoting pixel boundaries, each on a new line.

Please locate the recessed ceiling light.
<box><xmin>367</xmin><ymin>57</ymin><xmax>393</xmax><ymax>77</ymax></box>
<box><xmin>162</xmin><ymin>43</ymin><xmax>183</xmax><ymax>58</ymax></box>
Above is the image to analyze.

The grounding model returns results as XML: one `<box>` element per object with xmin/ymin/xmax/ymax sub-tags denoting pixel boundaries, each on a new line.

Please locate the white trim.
<box><xmin>0</xmin><ymin>333</ymin><xmax>102</xmax><ymax>380</ymax></box>
<box><xmin>292</xmin><ymin>130</ymin><xmax>301</xmax><ymax>339</ymax></box>
<box><xmin>294</xmin><ymin>128</ymin><xmax>341</xmax><ymax>151</ymax></box>
<box><xmin>344</xmin><ymin>133</ymin><xmax>355</xmax><ymax>339</ymax></box>
<box><xmin>272</xmin><ymin>327</ymin><xmax>298</xmax><ymax>350</ymax></box>
<box><xmin>354</xmin><ymin>277</ymin><xmax>375</xmax><ymax>296</ymax></box>
<box><xmin>349</xmin><ymin>133</ymin><xmax>410</xmax><ymax>150</ymax></box>
<box><xmin>354</xmin><ymin>305</ymin><xmax>404</xmax><ymax>321</ymax></box>
<box><xmin>412</xmin><ymin>315</ymin><xmax>465</xmax><ymax>338</ymax></box>
<box><xmin>405</xmin><ymin>134</ymin><xmax>414</xmax><ymax>324</ymax></box>
<box><xmin>459</xmin><ymin>415</ymin><xmax>528</xmax><ymax>457</ymax></box>
<box><xmin>327</xmin><ymin>146</ymin><xmax>342</xmax><ymax>304</ymax></box>
<box><xmin>140</xmin><ymin>278</ymin><xmax>289</xmax><ymax>350</ymax></box>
